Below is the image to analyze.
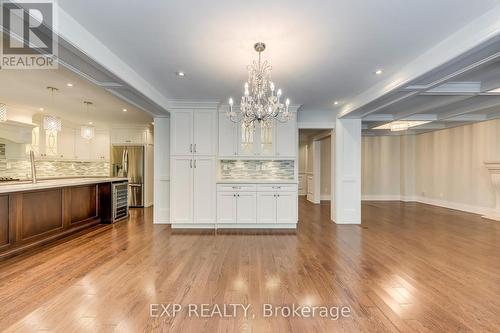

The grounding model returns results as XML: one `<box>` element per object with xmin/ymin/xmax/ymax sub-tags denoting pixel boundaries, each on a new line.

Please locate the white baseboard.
<box><xmin>362</xmin><ymin>195</ymin><xmax>495</xmax><ymax>216</ymax></box>
<box><xmin>320</xmin><ymin>194</ymin><xmax>331</xmax><ymax>201</ymax></box>
<box><xmin>362</xmin><ymin>195</ymin><xmax>403</xmax><ymax>201</ymax></box>
<box><xmin>171</xmin><ymin>223</ymin><xmax>297</xmax><ymax>229</ymax></box>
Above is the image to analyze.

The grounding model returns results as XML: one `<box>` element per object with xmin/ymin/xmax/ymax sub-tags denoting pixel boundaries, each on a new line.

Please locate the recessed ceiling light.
<box><xmin>88</xmin><ymin>121</ymin><xmax>93</xmax><ymax>125</ymax></box>
<box><xmin>67</xmin><ymin>83</ymin><xmax>73</xmax><ymax>87</ymax></box>
<box><xmin>39</xmin><ymin>107</ymin><xmax>44</xmax><ymax>111</ymax></box>
<box><xmin>122</xmin><ymin>108</ymin><xmax>127</xmax><ymax>112</ymax></box>
<box><xmin>176</xmin><ymin>71</ymin><xmax>185</xmax><ymax>77</ymax></box>
<box><xmin>151</xmin><ymin>122</ymin><xmax>155</xmax><ymax>125</ymax></box>
<box><xmin>374</xmin><ymin>69</ymin><xmax>383</xmax><ymax>75</ymax></box>
<box><xmin>334</xmin><ymin>101</ymin><xmax>339</xmax><ymax>105</ymax></box>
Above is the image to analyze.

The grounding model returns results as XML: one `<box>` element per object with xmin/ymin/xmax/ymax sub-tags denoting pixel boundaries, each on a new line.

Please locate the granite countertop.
<box><xmin>0</xmin><ymin>177</ymin><xmax>128</xmax><ymax>194</ymax></box>
<box><xmin>217</xmin><ymin>179</ymin><xmax>298</xmax><ymax>184</ymax></box>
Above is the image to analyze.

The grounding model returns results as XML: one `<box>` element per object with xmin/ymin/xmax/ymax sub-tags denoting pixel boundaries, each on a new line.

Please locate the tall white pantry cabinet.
<box><xmin>170</xmin><ymin>108</ymin><xmax>217</xmax><ymax>225</ymax></box>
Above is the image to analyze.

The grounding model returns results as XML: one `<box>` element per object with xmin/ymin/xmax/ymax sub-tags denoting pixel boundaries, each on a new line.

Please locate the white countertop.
<box><xmin>0</xmin><ymin>177</ymin><xmax>128</xmax><ymax>194</ymax></box>
<box><xmin>217</xmin><ymin>179</ymin><xmax>298</xmax><ymax>184</ymax></box>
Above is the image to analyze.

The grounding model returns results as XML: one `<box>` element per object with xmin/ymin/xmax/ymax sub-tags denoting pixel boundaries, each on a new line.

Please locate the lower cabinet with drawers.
<box><xmin>216</xmin><ymin>183</ymin><xmax>298</xmax><ymax>228</ymax></box>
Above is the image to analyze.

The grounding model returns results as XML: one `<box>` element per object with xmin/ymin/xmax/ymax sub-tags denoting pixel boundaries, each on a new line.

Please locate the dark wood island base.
<box><xmin>0</xmin><ymin>181</ymin><xmax>122</xmax><ymax>260</ymax></box>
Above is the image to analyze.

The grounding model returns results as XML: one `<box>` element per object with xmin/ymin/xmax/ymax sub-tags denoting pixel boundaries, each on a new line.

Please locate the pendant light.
<box><xmin>80</xmin><ymin>101</ymin><xmax>95</xmax><ymax>140</ymax></box>
<box><xmin>43</xmin><ymin>87</ymin><xmax>61</xmax><ymax>132</ymax></box>
<box><xmin>0</xmin><ymin>103</ymin><xmax>7</xmax><ymax>122</ymax></box>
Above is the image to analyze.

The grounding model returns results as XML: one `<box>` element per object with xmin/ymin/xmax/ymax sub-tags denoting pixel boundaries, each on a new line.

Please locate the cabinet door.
<box><xmin>237</xmin><ymin>192</ymin><xmax>257</xmax><ymax>223</ymax></box>
<box><xmin>171</xmin><ymin>111</ymin><xmax>193</xmax><ymax>156</ymax></box>
<box><xmin>57</xmin><ymin>128</ymin><xmax>75</xmax><ymax>159</ymax></box>
<box><xmin>217</xmin><ymin>192</ymin><xmax>236</xmax><ymax>224</ymax></box>
<box><xmin>257</xmin><ymin>124</ymin><xmax>275</xmax><ymax>156</ymax></box>
<box><xmin>275</xmin><ymin>115</ymin><xmax>296</xmax><ymax>157</ymax></box>
<box><xmin>218</xmin><ymin>113</ymin><xmax>237</xmax><ymax>157</ymax></box>
<box><xmin>238</xmin><ymin>123</ymin><xmax>256</xmax><ymax>156</ymax></box>
<box><xmin>193</xmin><ymin>111</ymin><xmax>215</xmax><ymax>156</ymax></box>
<box><xmin>276</xmin><ymin>192</ymin><xmax>297</xmax><ymax>223</ymax></box>
<box><xmin>171</xmin><ymin>157</ymin><xmax>193</xmax><ymax>223</ymax></box>
<box><xmin>74</xmin><ymin>135</ymin><xmax>90</xmax><ymax>160</ymax></box>
<box><xmin>257</xmin><ymin>192</ymin><xmax>276</xmax><ymax>223</ymax></box>
<box><xmin>193</xmin><ymin>158</ymin><xmax>215</xmax><ymax>223</ymax></box>
<box><xmin>90</xmin><ymin>131</ymin><xmax>110</xmax><ymax>161</ymax></box>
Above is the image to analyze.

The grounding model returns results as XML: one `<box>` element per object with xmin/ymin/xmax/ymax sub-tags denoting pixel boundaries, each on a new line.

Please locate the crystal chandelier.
<box><xmin>80</xmin><ymin>125</ymin><xmax>95</xmax><ymax>140</ymax></box>
<box><xmin>43</xmin><ymin>115</ymin><xmax>62</xmax><ymax>132</ymax></box>
<box><xmin>0</xmin><ymin>103</ymin><xmax>7</xmax><ymax>122</ymax></box>
<box><xmin>228</xmin><ymin>42</ymin><xmax>291</xmax><ymax>129</ymax></box>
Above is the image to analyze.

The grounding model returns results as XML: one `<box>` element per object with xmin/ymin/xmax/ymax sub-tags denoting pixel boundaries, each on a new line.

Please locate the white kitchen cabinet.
<box><xmin>193</xmin><ymin>157</ymin><xmax>216</xmax><ymax>223</ymax></box>
<box><xmin>193</xmin><ymin>111</ymin><xmax>216</xmax><ymax>156</ymax></box>
<box><xmin>257</xmin><ymin>192</ymin><xmax>277</xmax><ymax>223</ymax></box>
<box><xmin>217</xmin><ymin>192</ymin><xmax>237</xmax><ymax>224</ymax></box>
<box><xmin>171</xmin><ymin>110</ymin><xmax>216</xmax><ymax>157</ymax></box>
<box><xmin>216</xmin><ymin>190</ymin><xmax>256</xmax><ymax>224</ymax></box>
<box><xmin>90</xmin><ymin>131</ymin><xmax>110</xmax><ymax>161</ymax></box>
<box><xmin>236</xmin><ymin>192</ymin><xmax>257</xmax><ymax>223</ymax></box>
<box><xmin>171</xmin><ymin>157</ymin><xmax>194</xmax><ymax>223</ymax></box>
<box><xmin>275</xmin><ymin>114</ymin><xmax>297</xmax><ymax>157</ymax></box>
<box><xmin>74</xmin><ymin>135</ymin><xmax>91</xmax><ymax>160</ymax></box>
<box><xmin>276</xmin><ymin>192</ymin><xmax>297</xmax><ymax>223</ymax></box>
<box><xmin>110</xmin><ymin>128</ymin><xmax>149</xmax><ymax>145</ymax></box>
<box><xmin>218</xmin><ymin>113</ymin><xmax>238</xmax><ymax>157</ymax></box>
<box><xmin>57</xmin><ymin>128</ymin><xmax>75</xmax><ymax>159</ymax></box>
<box><xmin>171</xmin><ymin>111</ymin><xmax>193</xmax><ymax>156</ymax></box>
<box><xmin>171</xmin><ymin>157</ymin><xmax>215</xmax><ymax>224</ymax></box>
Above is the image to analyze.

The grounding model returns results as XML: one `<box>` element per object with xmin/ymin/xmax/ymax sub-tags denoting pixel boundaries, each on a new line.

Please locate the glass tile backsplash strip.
<box><xmin>220</xmin><ymin>160</ymin><xmax>294</xmax><ymax>180</ymax></box>
<box><xmin>0</xmin><ymin>159</ymin><xmax>110</xmax><ymax>179</ymax></box>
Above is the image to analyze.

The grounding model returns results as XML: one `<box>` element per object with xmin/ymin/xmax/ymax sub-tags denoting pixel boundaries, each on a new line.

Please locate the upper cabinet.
<box><xmin>218</xmin><ymin>111</ymin><xmax>297</xmax><ymax>159</ymax></box>
<box><xmin>110</xmin><ymin>128</ymin><xmax>151</xmax><ymax>145</ymax></box>
<box><xmin>275</xmin><ymin>112</ymin><xmax>297</xmax><ymax>157</ymax></box>
<box><xmin>171</xmin><ymin>109</ymin><xmax>216</xmax><ymax>157</ymax></box>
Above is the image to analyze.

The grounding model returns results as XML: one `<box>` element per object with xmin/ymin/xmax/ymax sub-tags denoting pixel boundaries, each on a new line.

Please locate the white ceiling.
<box><xmin>0</xmin><ymin>66</ymin><xmax>153</xmax><ymax>128</ymax></box>
<box><xmin>58</xmin><ymin>0</ymin><xmax>499</xmax><ymax>113</ymax></box>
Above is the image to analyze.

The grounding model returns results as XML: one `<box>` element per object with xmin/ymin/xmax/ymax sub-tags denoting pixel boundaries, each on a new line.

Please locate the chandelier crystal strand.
<box><xmin>228</xmin><ymin>42</ymin><xmax>290</xmax><ymax>129</ymax></box>
<box><xmin>0</xmin><ymin>103</ymin><xmax>7</xmax><ymax>122</ymax></box>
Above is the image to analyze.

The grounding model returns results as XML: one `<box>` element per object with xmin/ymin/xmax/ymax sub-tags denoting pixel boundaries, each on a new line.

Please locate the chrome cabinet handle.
<box><xmin>194</xmin><ymin>160</ymin><xmax>197</xmax><ymax>168</ymax></box>
<box><xmin>272</xmin><ymin>186</ymin><xmax>281</xmax><ymax>189</ymax></box>
<box><xmin>231</xmin><ymin>186</ymin><xmax>241</xmax><ymax>189</ymax></box>
<box><xmin>194</xmin><ymin>144</ymin><xmax>197</xmax><ymax>153</ymax></box>
<box><xmin>190</xmin><ymin>144</ymin><xmax>193</xmax><ymax>153</ymax></box>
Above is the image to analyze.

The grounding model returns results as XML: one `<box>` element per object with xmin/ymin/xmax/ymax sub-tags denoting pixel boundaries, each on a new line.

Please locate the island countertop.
<box><xmin>0</xmin><ymin>177</ymin><xmax>128</xmax><ymax>194</ymax></box>
<box><xmin>216</xmin><ymin>179</ymin><xmax>298</xmax><ymax>184</ymax></box>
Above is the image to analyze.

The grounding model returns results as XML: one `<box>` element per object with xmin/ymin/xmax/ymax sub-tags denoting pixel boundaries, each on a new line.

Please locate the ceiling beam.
<box><xmin>340</xmin><ymin>6</ymin><xmax>500</xmax><ymax>118</ymax></box>
<box><xmin>391</xmin><ymin>95</ymin><xmax>472</xmax><ymax>120</ymax></box>
<box><xmin>437</xmin><ymin>96</ymin><xmax>500</xmax><ymax>120</ymax></box>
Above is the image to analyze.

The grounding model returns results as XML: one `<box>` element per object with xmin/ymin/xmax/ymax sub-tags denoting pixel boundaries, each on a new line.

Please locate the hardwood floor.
<box><xmin>1</xmin><ymin>198</ymin><xmax>500</xmax><ymax>332</ymax></box>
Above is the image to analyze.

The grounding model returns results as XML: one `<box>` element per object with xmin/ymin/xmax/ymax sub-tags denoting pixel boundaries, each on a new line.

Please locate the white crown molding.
<box><xmin>168</xmin><ymin>99</ymin><xmax>221</xmax><ymax>110</ymax></box>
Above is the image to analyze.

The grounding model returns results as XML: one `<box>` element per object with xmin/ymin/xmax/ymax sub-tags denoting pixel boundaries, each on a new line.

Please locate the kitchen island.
<box><xmin>0</xmin><ymin>178</ymin><xmax>127</xmax><ymax>259</ymax></box>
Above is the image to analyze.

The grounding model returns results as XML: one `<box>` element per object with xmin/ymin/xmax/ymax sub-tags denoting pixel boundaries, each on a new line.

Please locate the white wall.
<box><xmin>361</xmin><ymin>118</ymin><xmax>500</xmax><ymax>215</ymax></box>
<box><xmin>415</xmin><ymin>119</ymin><xmax>500</xmax><ymax>213</ymax></box>
<box><xmin>362</xmin><ymin>135</ymin><xmax>402</xmax><ymax>200</ymax></box>
<box><xmin>320</xmin><ymin>136</ymin><xmax>331</xmax><ymax>197</ymax></box>
<box><xmin>153</xmin><ymin>117</ymin><xmax>170</xmax><ymax>224</ymax></box>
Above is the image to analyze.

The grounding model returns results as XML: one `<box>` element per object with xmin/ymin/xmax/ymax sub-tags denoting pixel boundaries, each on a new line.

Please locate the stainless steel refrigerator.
<box><xmin>111</xmin><ymin>146</ymin><xmax>144</xmax><ymax>207</ymax></box>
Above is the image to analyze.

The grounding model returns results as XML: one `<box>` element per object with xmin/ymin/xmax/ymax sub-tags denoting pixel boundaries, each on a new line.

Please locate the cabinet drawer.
<box><xmin>217</xmin><ymin>184</ymin><xmax>257</xmax><ymax>192</ymax></box>
<box><xmin>257</xmin><ymin>184</ymin><xmax>298</xmax><ymax>192</ymax></box>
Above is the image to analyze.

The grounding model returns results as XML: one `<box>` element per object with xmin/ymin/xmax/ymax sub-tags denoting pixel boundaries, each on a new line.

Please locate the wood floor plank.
<box><xmin>0</xmin><ymin>199</ymin><xmax>499</xmax><ymax>332</ymax></box>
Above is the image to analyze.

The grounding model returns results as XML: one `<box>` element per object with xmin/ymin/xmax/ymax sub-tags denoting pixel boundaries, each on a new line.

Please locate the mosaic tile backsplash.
<box><xmin>219</xmin><ymin>160</ymin><xmax>295</xmax><ymax>180</ymax></box>
<box><xmin>0</xmin><ymin>159</ymin><xmax>110</xmax><ymax>179</ymax></box>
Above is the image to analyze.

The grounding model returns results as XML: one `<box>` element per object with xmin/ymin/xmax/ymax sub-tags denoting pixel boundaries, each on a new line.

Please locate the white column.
<box><xmin>334</xmin><ymin>118</ymin><xmax>362</xmax><ymax>224</ymax></box>
<box><xmin>153</xmin><ymin>117</ymin><xmax>170</xmax><ymax>224</ymax></box>
<box><xmin>483</xmin><ymin>161</ymin><xmax>500</xmax><ymax>222</ymax></box>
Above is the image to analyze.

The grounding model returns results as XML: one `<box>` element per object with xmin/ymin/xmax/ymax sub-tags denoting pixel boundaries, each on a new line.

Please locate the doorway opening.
<box><xmin>298</xmin><ymin>129</ymin><xmax>334</xmax><ymax>220</ymax></box>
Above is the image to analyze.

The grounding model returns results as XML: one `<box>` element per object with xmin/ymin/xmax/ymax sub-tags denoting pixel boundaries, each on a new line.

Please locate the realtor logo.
<box><xmin>1</xmin><ymin>0</ymin><xmax>58</xmax><ymax>69</ymax></box>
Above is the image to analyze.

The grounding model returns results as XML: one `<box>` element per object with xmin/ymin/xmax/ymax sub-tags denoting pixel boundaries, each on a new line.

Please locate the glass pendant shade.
<box><xmin>43</xmin><ymin>115</ymin><xmax>62</xmax><ymax>132</ymax></box>
<box><xmin>0</xmin><ymin>103</ymin><xmax>7</xmax><ymax>122</ymax></box>
<box><xmin>80</xmin><ymin>125</ymin><xmax>95</xmax><ymax>140</ymax></box>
